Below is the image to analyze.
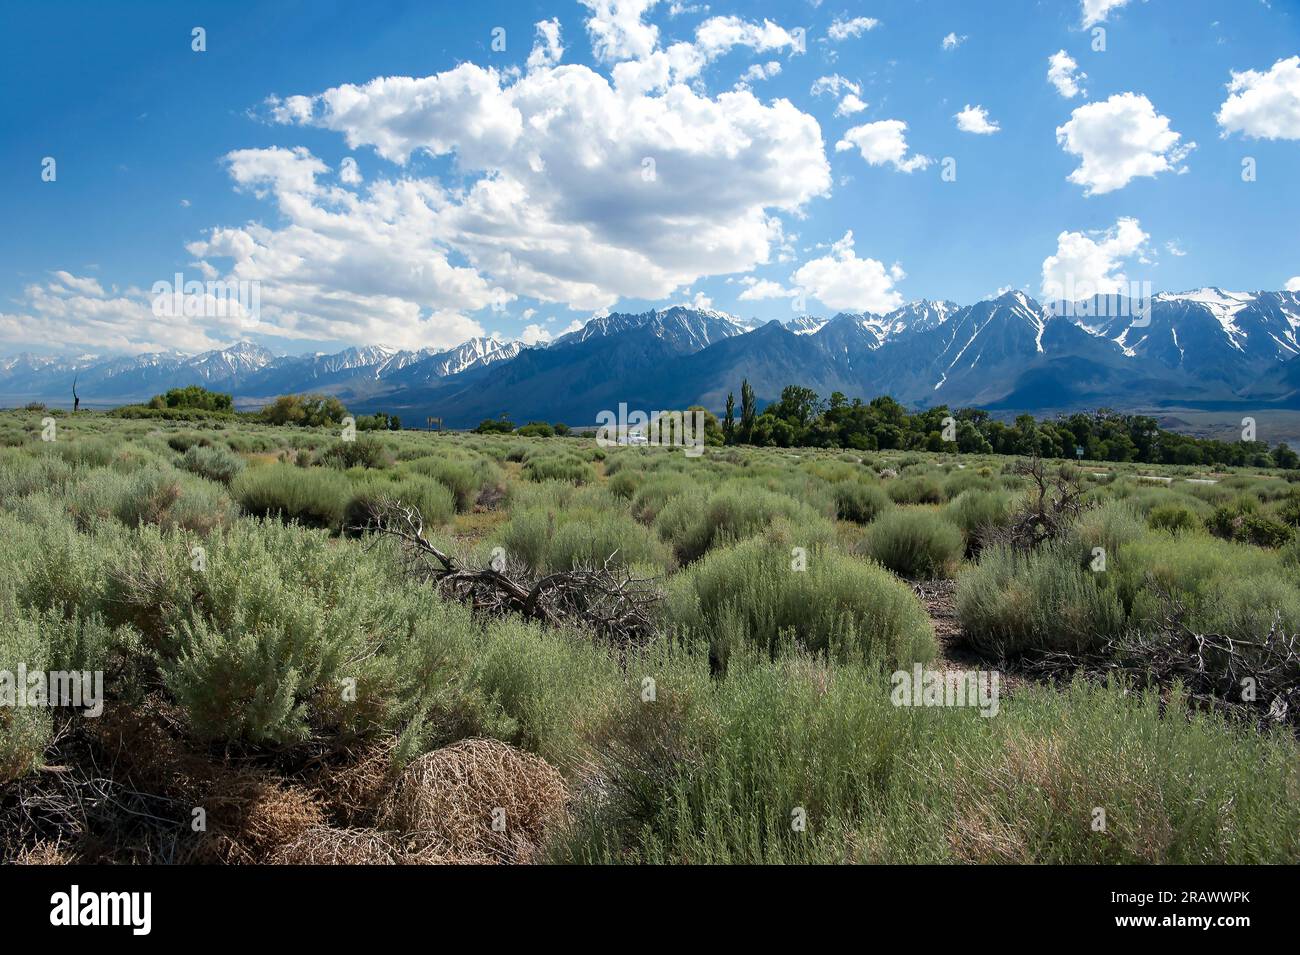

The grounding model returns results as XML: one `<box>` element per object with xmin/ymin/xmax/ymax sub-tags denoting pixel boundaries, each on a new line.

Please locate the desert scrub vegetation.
<box><xmin>862</xmin><ymin>509</ymin><xmax>964</xmax><ymax>578</ymax></box>
<box><xmin>0</xmin><ymin>411</ymin><xmax>1298</xmax><ymax>865</ymax></box>
<box><xmin>665</xmin><ymin>533</ymin><xmax>935</xmax><ymax>670</ymax></box>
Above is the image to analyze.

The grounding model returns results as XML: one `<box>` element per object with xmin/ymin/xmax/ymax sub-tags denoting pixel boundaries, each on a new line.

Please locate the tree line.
<box><xmin>720</xmin><ymin>381</ymin><xmax>1299</xmax><ymax>468</ymax></box>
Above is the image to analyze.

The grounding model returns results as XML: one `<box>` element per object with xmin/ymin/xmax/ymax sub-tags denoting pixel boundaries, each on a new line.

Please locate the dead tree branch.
<box><xmin>361</xmin><ymin>498</ymin><xmax>662</xmax><ymax>646</ymax></box>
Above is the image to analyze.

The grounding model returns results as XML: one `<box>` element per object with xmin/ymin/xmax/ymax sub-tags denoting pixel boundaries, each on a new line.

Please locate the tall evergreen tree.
<box><xmin>739</xmin><ymin>379</ymin><xmax>756</xmax><ymax>443</ymax></box>
<box><xmin>723</xmin><ymin>392</ymin><xmax>736</xmax><ymax>444</ymax></box>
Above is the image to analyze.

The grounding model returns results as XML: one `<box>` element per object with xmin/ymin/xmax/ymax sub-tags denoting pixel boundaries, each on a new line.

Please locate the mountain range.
<box><xmin>5</xmin><ymin>290</ymin><xmax>1300</xmax><ymax>426</ymax></box>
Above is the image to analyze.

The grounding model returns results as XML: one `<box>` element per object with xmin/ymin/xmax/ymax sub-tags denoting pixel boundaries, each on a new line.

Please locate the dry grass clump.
<box><xmin>378</xmin><ymin>738</ymin><xmax>569</xmax><ymax>864</ymax></box>
<box><xmin>12</xmin><ymin>839</ymin><xmax>76</xmax><ymax>864</ymax></box>
<box><xmin>304</xmin><ymin>737</ymin><xmax>397</xmax><ymax>827</ymax></box>
<box><xmin>88</xmin><ymin>700</ymin><xmax>324</xmax><ymax>863</ymax></box>
<box><xmin>946</xmin><ymin>733</ymin><xmax>1172</xmax><ymax>865</ymax></box>
<box><xmin>268</xmin><ymin>826</ymin><xmax>402</xmax><ymax>865</ymax></box>
<box><xmin>190</xmin><ymin>776</ymin><xmax>325</xmax><ymax>864</ymax></box>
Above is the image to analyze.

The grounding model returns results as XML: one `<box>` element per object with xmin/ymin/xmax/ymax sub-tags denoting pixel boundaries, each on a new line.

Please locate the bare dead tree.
<box><xmin>361</xmin><ymin>498</ymin><xmax>662</xmax><ymax>646</ymax></box>
<box><xmin>991</xmin><ymin>454</ymin><xmax>1087</xmax><ymax>551</ymax></box>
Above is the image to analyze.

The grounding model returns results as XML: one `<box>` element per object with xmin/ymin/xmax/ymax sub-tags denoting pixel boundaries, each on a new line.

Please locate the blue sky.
<box><xmin>1</xmin><ymin>0</ymin><xmax>1297</xmax><ymax>356</ymax></box>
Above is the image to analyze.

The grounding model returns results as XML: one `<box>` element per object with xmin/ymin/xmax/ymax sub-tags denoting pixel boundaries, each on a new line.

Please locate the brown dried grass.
<box><xmin>378</xmin><ymin>738</ymin><xmax>569</xmax><ymax>864</ymax></box>
<box><xmin>268</xmin><ymin>826</ymin><xmax>402</xmax><ymax>865</ymax></box>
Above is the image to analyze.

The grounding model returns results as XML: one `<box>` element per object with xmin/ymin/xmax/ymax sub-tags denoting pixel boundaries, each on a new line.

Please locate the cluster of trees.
<box><xmin>473</xmin><ymin>415</ymin><xmax>571</xmax><ymax>436</ymax></box>
<box><xmin>719</xmin><ymin>380</ymin><xmax>1298</xmax><ymax>467</ymax></box>
<box><xmin>258</xmin><ymin>393</ymin><xmax>350</xmax><ymax>427</ymax></box>
<box><xmin>148</xmin><ymin>385</ymin><xmax>234</xmax><ymax>413</ymax></box>
<box><xmin>355</xmin><ymin>411</ymin><xmax>402</xmax><ymax>431</ymax></box>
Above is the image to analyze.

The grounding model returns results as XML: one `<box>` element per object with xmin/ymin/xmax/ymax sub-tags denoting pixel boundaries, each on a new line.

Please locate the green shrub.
<box><xmin>341</xmin><ymin>475</ymin><xmax>456</xmax><ymax>535</ymax></box>
<box><xmin>231</xmin><ymin>464</ymin><xmax>350</xmax><ymax>528</ymax></box>
<box><xmin>406</xmin><ymin>455</ymin><xmax>503</xmax><ymax>511</ymax></box>
<box><xmin>523</xmin><ymin>455</ymin><xmax>596</xmax><ymax>485</ymax></box>
<box><xmin>656</xmin><ymin>484</ymin><xmax>831</xmax><ymax>563</ymax></box>
<box><xmin>1147</xmin><ymin>502</ymin><xmax>1202</xmax><ymax>533</ymax></box>
<box><xmin>181</xmin><ymin>444</ymin><xmax>245</xmax><ymax>484</ymax></box>
<box><xmin>833</xmin><ymin>481</ymin><xmax>892</xmax><ymax>524</ymax></box>
<box><xmin>862</xmin><ymin>509</ymin><xmax>964</xmax><ymax>578</ymax></box>
<box><xmin>666</xmin><ymin>536</ymin><xmax>935</xmax><ymax>669</ymax></box>
<box><xmin>885</xmin><ymin>474</ymin><xmax>944</xmax><ymax>505</ymax></box>
<box><xmin>945</xmin><ymin>489</ymin><xmax>1012</xmax><ymax>553</ymax></box>
<box><xmin>318</xmin><ymin>436</ymin><xmax>392</xmax><ymax>470</ymax></box>
<box><xmin>957</xmin><ymin>542</ymin><xmax>1126</xmax><ymax>656</ymax></box>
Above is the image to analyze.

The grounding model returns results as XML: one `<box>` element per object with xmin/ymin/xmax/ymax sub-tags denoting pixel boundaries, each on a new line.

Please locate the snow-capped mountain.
<box><xmin>7</xmin><ymin>291</ymin><xmax>1300</xmax><ymax>422</ymax></box>
<box><xmin>552</xmin><ymin>306</ymin><xmax>746</xmax><ymax>353</ymax></box>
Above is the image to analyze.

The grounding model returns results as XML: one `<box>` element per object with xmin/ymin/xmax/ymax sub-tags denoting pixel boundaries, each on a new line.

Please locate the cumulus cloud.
<box><xmin>5</xmin><ymin>3</ymin><xmax>836</xmax><ymax>354</ymax></box>
<box><xmin>810</xmin><ymin>74</ymin><xmax>858</xmax><ymax>98</ymax></box>
<box><xmin>955</xmin><ymin>104</ymin><xmax>999</xmax><ymax>134</ymax></box>
<box><xmin>581</xmin><ymin>0</ymin><xmax>659</xmax><ymax>63</ymax></box>
<box><xmin>1047</xmin><ymin>50</ymin><xmax>1086</xmax><ymax>98</ymax></box>
<box><xmin>836</xmin><ymin>94</ymin><xmax>868</xmax><ymax>116</ymax></box>
<box><xmin>527</xmin><ymin>18</ymin><xmax>565</xmax><ymax>71</ymax></box>
<box><xmin>1216</xmin><ymin>56</ymin><xmax>1300</xmax><ymax>140</ymax></box>
<box><xmin>941</xmin><ymin>32</ymin><xmax>966</xmax><ymax>51</ymax></box>
<box><xmin>518</xmin><ymin>323</ymin><xmax>554</xmax><ymax>345</ymax></box>
<box><xmin>836</xmin><ymin>120</ymin><xmax>931</xmax><ymax>172</ymax></box>
<box><xmin>0</xmin><ymin>273</ymin><xmax>232</xmax><ymax>356</ymax></box>
<box><xmin>1080</xmin><ymin>0</ymin><xmax>1132</xmax><ymax>29</ymax></box>
<box><xmin>694</xmin><ymin>15</ymin><xmax>805</xmax><ymax>58</ymax></box>
<box><xmin>1287</xmin><ymin>276</ymin><xmax>1300</xmax><ymax>292</ymax></box>
<box><xmin>736</xmin><ymin>60</ymin><xmax>782</xmax><ymax>88</ymax></box>
<box><xmin>791</xmin><ymin>231</ymin><xmax>905</xmax><ymax>312</ymax></box>
<box><xmin>1055</xmin><ymin>93</ymin><xmax>1195</xmax><ymax>195</ymax></box>
<box><xmin>827</xmin><ymin>17</ymin><xmax>879</xmax><ymax>41</ymax></box>
<box><xmin>1041</xmin><ymin>217</ymin><xmax>1150</xmax><ymax>300</ymax></box>
<box><xmin>737</xmin><ymin>277</ymin><xmax>791</xmax><ymax>300</ymax></box>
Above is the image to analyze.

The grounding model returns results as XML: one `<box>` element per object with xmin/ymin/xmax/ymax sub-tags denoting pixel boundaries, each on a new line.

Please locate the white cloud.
<box><xmin>179</xmin><ymin>198</ymin><xmax>192</xmax><ymax>208</ymax></box>
<box><xmin>527</xmin><ymin>18</ymin><xmax>565</xmax><ymax>72</ymax></box>
<box><xmin>1287</xmin><ymin>277</ymin><xmax>1300</xmax><ymax>292</ymax></box>
<box><xmin>518</xmin><ymin>322</ymin><xmax>554</xmax><ymax>344</ymax></box>
<box><xmin>810</xmin><ymin>74</ymin><xmax>859</xmax><ymax>98</ymax></box>
<box><xmin>955</xmin><ymin>104</ymin><xmax>999</xmax><ymax>134</ymax></box>
<box><xmin>737</xmin><ymin>60</ymin><xmax>782</xmax><ymax>87</ymax></box>
<box><xmin>1080</xmin><ymin>0</ymin><xmax>1132</xmax><ymax>29</ymax></box>
<box><xmin>1041</xmin><ymin>217</ymin><xmax>1150</xmax><ymax>300</ymax></box>
<box><xmin>254</xmin><ymin>49</ymin><xmax>830</xmax><ymax>327</ymax></box>
<box><xmin>1165</xmin><ymin>240</ymin><xmax>1187</xmax><ymax>257</ymax></box>
<box><xmin>581</xmin><ymin>0</ymin><xmax>659</xmax><ymax>63</ymax></box>
<box><xmin>738</xmin><ymin>277</ymin><xmax>791</xmax><ymax>300</ymax></box>
<box><xmin>836</xmin><ymin>93</ymin><xmax>868</xmax><ymax>116</ymax></box>
<box><xmin>52</xmin><ymin>271</ymin><xmax>106</xmax><ymax>297</ymax></box>
<box><xmin>1216</xmin><ymin>56</ymin><xmax>1300</xmax><ymax>140</ymax></box>
<box><xmin>694</xmin><ymin>15</ymin><xmax>804</xmax><ymax>59</ymax></box>
<box><xmin>338</xmin><ymin>156</ymin><xmax>362</xmax><ymax>185</ymax></box>
<box><xmin>1047</xmin><ymin>50</ymin><xmax>1086</xmax><ymax>99</ymax></box>
<box><xmin>1055</xmin><ymin>93</ymin><xmax>1195</xmax><ymax>195</ymax></box>
<box><xmin>941</xmin><ymin>32</ymin><xmax>966</xmax><ymax>51</ymax></box>
<box><xmin>836</xmin><ymin>120</ymin><xmax>931</xmax><ymax>172</ymax></box>
<box><xmin>827</xmin><ymin>17</ymin><xmax>879</xmax><ymax>41</ymax></box>
<box><xmin>4</xmin><ymin>5</ymin><xmax>837</xmax><ymax>354</ymax></box>
<box><xmin>792</xmin><ymin>230</ymin><xmax>905</xmax><ymax>312</ymax></box>
<box><xmin>0</xmin><ymin>273</ymin><xmax>231</xmax><ymax>356</ymax></box>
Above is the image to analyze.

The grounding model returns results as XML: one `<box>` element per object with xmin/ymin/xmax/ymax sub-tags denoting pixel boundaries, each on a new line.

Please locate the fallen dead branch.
<box><xmin>1025</xmin><ymin>584</ymin><xmax>1300</xmax><ymax>727</ymax></box>
<box><xmin>362</xmin><ymin>497</ymin><xmax>662</xmax><ymax>645</ymax></box>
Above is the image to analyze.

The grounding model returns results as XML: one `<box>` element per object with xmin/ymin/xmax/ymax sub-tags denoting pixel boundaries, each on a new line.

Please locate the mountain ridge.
<box><xmin>6</xmin><ymin>290</ymin><xmax>1300</xmax><ymax>424</ymax></box>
